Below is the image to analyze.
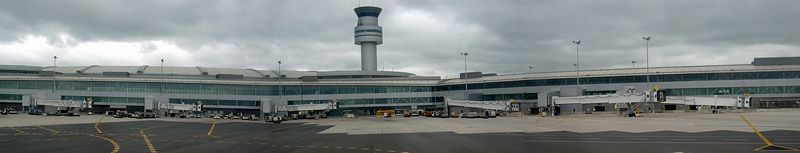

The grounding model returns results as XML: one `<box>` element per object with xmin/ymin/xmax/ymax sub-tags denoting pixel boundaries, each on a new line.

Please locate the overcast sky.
<box><xmin>1</xmin><ymin>0</ymin><xmax>799</xmax><ymax>77</ymax></box>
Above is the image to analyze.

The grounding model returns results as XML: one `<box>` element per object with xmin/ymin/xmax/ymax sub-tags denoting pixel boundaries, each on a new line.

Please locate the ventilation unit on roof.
<box><xmin>752</xmin><ymin>57</ymin><xmax>800</xmax><ymax>66</ymax></box>
<box><xmin>38</xmin><ymin>71</ymin><xmax>58</xmax><ymax>77</ymax></box>
<box><xmin>460</xmin><ymin>72</ymin><xmax>482</xmax><ymax>79</ymax></box>
<box><xmin>301</xmin><ymin>76</ymin><xmax>319</xmax><ymax>82</ymax></box>
<box><xmin>103</xmin><ymin>72</ymin><xmax>130</xmax><ymax>77</ymax></box>
<box><xmin>215</xmin><ymin>74</ymin><xmax>244</xmax><ymax>80</ymax></box>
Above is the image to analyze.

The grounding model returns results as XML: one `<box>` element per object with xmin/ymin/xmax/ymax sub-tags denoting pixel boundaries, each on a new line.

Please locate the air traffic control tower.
<box><xmin>354</xmin><ymin>6</ymin><xmax>383</xmax><ymax>71</ymax></box>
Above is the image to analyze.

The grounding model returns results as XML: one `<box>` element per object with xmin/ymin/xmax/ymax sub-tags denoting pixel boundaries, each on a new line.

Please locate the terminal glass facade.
<box><xmin>482</xmin><ymin>93</ymin><xmax>537</xmax><ymax>101</ymax></box>
<box><xmin>436</xmin><ymin>71</ymin><xmax>800</xmax><ymax>91</ymax></box>
<box><xmin>169</xmin><ymin>98</ymin><xmax>260</xmax><ymax>106</ymax></box>
<box><xmin>0</xmin><ymin>80</ymin><xmax>431</xmax><ymax>96</ymax></box>
<box><xmin>61</xmin><ymin>96</ymin><xmax>145</xmax><ymax>104</ymax></box>
<box><xmin>666</xmin><ymin>86</ymin><xmax>800</xmax><ymax>96</ymax></box>
<box><xmin>289</xmin><ymin>97</ymin><xmax>444</xmax><ymax>105</ymax></box>
<box><xmin>0</xmin><ymin>94</ymin><xmax>22</xmax><ymax>100</ymax></box>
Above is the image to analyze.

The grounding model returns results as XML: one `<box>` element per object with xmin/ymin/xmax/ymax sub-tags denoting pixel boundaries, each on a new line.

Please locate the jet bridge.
<box><xmin>552</xmin><ymin>92</ymin><xmax>647</xmax><ymax>105</ymax></box>
<box><xmin>445</xmin><ymin>99</ymin><xmax>512</xmax><ymax>111</ymax></box>
<box><xmin>661</xmin><ymin>96</ymin><xmax>751</xmax><ymax>108</ymax></box>
<box><xmin>34</xmin><ymin>99</ymin><xmax>88</xmax><ymax>108</ymax></box>
<box><xmin>553</xmin><ymin>93</ymin><xmax>750</xmax><ymax>107</ymax></box>
<box><xmin>32</xmin><ymin>99</ymin><xmax>91</xmax><ymax>115</ymax></box>
<box><xmin>275</xmin><ymin>102</ymin><xmax>338</xmax><ymax>112</ymax></box>
<box><xmin>157</xmin><ymin>103</ymin><xmax>202</xmax><ymax>111</ymax></box>
<box><xmin>156</xmin><ymin>102</ymin><xmax>203</xmax><ymax>117</ymax></box>
<box><xmin>274</xmin><ymin>102</ymin><xmax>338</xmax><ymax>119</ymax></box>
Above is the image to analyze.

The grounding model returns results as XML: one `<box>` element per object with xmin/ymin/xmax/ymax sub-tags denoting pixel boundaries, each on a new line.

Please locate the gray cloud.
<box><xmin>0</xmin><ymin>0</ymin><xmax>798</xmax><ymax>77</ymax></box>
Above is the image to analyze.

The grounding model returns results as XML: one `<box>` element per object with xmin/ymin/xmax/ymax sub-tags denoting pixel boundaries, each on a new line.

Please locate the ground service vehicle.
<box><xmin>376</xmin><ymin>109</ymin><xmax>395</xmax><ymax>118</ymax></box>
<box><xmin>265</xmin><ymin>116</ymin><xmax>282</xmax><ymax>123</ymax></box>
<box><xmin>464</xmin><ymin>112</ymin><xmax>480</xmax><ymax>118</ymax></box>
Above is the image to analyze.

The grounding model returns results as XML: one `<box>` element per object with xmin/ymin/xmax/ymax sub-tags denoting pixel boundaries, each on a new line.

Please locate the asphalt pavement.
<box><xmin>0</xmin><ymin>119</ymin><xmax>799</xmax><ymax>153</ymax></box>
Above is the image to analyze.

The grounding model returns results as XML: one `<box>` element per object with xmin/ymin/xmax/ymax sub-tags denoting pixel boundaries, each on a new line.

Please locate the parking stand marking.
<box><xmin>0</xmin><ymin>120</ymin><xmax>26</xmax><ymax>135</ymax></box>
<box><xmin>8</xmin><ymin>126</ymin><xmax>26</xmax><ymax>135</ymax></box>
<box><xmin>33</xmin><ymin>124</ymin><xmax>59</xmax><ymax>135</ymax></box>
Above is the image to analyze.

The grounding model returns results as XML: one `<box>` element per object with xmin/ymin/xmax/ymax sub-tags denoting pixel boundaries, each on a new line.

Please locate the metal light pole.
<box><xmin>642</xmin><ymin>36</ymin><xmax>651</xmax><ymax>102</ymax></box>
<box><xmin>160</xmin><ymin>58</ymin><xmax>164</xmax><ymax>94</ymax></box>
<box><xmin>460</xmin><ymin>52</ymin><xmax>469</xmax><ymax>100</ymax></box>
<box><xmin>572</xmin><ymin>40</ymin><xmax>581</xmax><ymax>96</ymax></box>
<box><xmin>52</xmin><ymin>56</ymin><xmax>57</xmax><ymax>93</ymax></box>
<box><xmin>631</xmin><ymin>60</ymin><xmax>636</xmax><ymax>68</ymax></box>
<box><xmin>277</xmin><ymin>60</ymin><xmax>282</xmax><ymax>98</ymax></box>
<box><xmin>529</xmin><ymin>66</ymin><xmax>534</xmax><ymax>73</ymax></box>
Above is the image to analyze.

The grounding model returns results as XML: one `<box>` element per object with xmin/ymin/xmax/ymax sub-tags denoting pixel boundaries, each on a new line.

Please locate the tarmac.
<box><xmin>0</xmin><ymin>110</ymin><xmax>798</xmax><ymax>153</ymax></box>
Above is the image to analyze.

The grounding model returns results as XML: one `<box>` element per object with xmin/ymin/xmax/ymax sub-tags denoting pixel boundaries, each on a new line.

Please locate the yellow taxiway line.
<box><xmin>140</xmin><ymin>128</ymin><xmax>158</xmax><ymax>153</ymax></box>
<box><xmin>737</xmin><ymin>113</ymin><xmax>799</xmax><ymax>151</ymax></box>
<box><xmin>95</xmin><ymin>116</ymin><xmax>106</xmax><ymax>134</ymax></box>
<box><xmin>207</xmin><ymin>119</ymin><xmax>217</xmax><ymax>136</ymax></box>
<box><xmin>83</xmin><ymin>133</ymin><xmax>120</xmax><ymax>153</ymax></box>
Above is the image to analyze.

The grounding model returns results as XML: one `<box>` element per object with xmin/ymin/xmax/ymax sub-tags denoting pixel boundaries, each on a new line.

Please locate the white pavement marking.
<box><xmin>579</xmin><ymin>138</ymin><xmax>602</xmax><ymax>140</ymax></box>
<box><xmin>526</xmin><ymin>139</ymin><xmax>800</xmax><ymax>144</ymax></box>
<box><xmin>313</xmin><ymin>111</ymin><xmax>800</xmax><ymax>135</ymax></box>
<box><xmin>721</xmin><ymin>138</ymin><xmax>749</xmax><ymax>141</ymax></box>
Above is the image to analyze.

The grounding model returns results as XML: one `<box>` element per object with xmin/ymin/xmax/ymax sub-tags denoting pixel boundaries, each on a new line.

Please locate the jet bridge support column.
<box><xmin>145</xmin><ymin>96</ymin><xmax>154</xmax><ymax>112</ymax></box>
<box><xmin>260</xmin><ymin>98</ymin><xmax>272</xmax><ymax>119</ymax></box>
<box><xmin>538</xmin><ymin>89</ymin><xmax>560</xmax><ymax>116</ymax></box>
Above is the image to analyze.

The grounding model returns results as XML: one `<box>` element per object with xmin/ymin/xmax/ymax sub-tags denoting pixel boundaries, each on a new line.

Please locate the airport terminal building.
<box><xmin>1</xmin><ymin>6</ymin><xmax>800</xmax><ymax>116</ymax></box>
<box><xmin>1</xmin><ymin>56</ymin><xmax>799</xmax><ymax>116</ymax></box>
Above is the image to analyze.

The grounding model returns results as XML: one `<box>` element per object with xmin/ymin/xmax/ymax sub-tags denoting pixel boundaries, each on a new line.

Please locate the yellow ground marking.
<box><xmin>8</xmin><ymin>126</ymin><xmax>26</xmax><ymax>135</ymax></box>
<box><xmin>206</xmin><ymin>119</ymin><xmax>217</xmax><ymax>136</ymax></box>
<box><xmin>140</xmin><ymin>128</ymin><xmax>158</xmax><ymax>153</ymax></box>
<box><xmin>83</xmin><ymin>133</ymin><xmax>120</xmax><ymax>153</ymax></box>
<box><xmin>737</xmin><ymin>113</ymin><xmax>799</xmax><ymax>151</ymax></box>
<box><xmin>12</xmin><ymin>116</ymin><xmax>117</xmax><ymax>153</ymax></box>
<box><xmin>12</xmin><ymin>119</ymin><xmax>58</xmax><ymax>135</ymax></box>
<box><xmin>34</xmin><ymin>124</ymin><xmax>59</xmax><ymax>135</ymax></box>
<box><xmin>95</xmin><ymin>116</ymin><xmax>106</xmax><ymax>134</ymax></box>
<box><xmin>0</xmin><ymin>120</ymin><xmax>27</xmax><ymax>135</ymax></box>
<box><xmin>137</xmin><ymin>123</ymin><xmax>187</xmax><ymax>153</ymax></box>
